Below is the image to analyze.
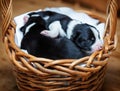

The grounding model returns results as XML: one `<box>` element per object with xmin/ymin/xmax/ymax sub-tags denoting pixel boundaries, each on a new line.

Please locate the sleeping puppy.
<box><xmin>21</xmin><ymin>11</ymin><xmax>103</xmax><ymax>54</ymax></box>
<box><xmin>21</xmin><ymin>27</ymin><xmax>86</xmax><ymax>59</ymax></box>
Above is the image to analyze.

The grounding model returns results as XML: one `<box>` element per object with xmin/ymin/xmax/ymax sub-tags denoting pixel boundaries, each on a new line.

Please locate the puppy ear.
<box><xmin>23</xmin><ymin>15</ymin><xmax>29</xmax><ymax>24</ymax></box>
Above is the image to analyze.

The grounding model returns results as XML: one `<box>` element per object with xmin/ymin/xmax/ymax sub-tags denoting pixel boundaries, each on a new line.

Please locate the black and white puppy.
<box><xmin>21</xmin><ymin>24</ymin><xmax>86</xmax><ymax>59</ymax></box>
<box><xmin>21</xmin><ymin>11</ymin><xmax>73</xmax><ymax>37</ymax></box>
<box><xmin>21</xmin><ymin>11</ymin><xmax>103</xmax><ymax>54</ymax></box>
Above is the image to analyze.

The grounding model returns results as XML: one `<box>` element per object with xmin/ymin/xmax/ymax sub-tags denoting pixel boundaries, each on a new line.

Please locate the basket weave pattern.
<box><xmin>1</xmin><ymin>0</ymin><xmax>118</xmax><ymax>91</ymax></box>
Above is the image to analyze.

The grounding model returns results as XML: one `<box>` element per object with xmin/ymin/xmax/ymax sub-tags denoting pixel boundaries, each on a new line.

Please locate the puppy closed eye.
<box><xmin>81</xmin><ymin>39</ymin><xmax>93</xmax><ymax>45</ymax></box>
<box><xmin>91</xmin><ymin>37</ymin><xmax>95</xmax><ymax>41</ymax></box>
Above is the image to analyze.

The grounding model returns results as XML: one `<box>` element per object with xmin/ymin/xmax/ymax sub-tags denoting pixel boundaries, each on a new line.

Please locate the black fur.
<box><xmin>21</xmin><ymin>30</ymin><xmax>86</xmax><ymax>59</ymax></box>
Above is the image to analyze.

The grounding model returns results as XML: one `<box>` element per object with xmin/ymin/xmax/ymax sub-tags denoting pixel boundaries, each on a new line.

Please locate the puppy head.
<box><xmin>71</xmin><ymin>24</ymin><xmax>103</xmax><ymax>54</ymax></box>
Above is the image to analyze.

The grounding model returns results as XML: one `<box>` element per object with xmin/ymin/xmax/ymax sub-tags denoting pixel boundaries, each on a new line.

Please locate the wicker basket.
<box><xmin>1</xmin><ymin>0</ymin><xmax>118</xmax><ymax>91</ymax></box>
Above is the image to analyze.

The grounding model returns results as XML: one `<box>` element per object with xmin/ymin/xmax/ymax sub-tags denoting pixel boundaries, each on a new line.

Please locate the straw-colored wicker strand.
<box><xmin>1</xmin><ymin>0</ymin><xmax>15</xmax><ymax>38</ymax></box>
<box><xmin>105</xmin><ymin>0</ymin><xmax>118</xmax><ymax>41</ymax></box>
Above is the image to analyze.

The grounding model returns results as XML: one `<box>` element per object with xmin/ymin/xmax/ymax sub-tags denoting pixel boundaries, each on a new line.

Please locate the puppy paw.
<box><xmin>40</xmin><ymin>30</ymin><xmax>58</xmax><ymax>38</ymax></box>
<box><xmin>40</xmin><ymin>30</ymin><xmax>51</xmax><ymax>37</ymax></box>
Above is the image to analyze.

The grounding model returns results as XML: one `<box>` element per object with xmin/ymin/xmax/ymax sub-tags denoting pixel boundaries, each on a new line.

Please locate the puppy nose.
<box><xmin>95</xmin><ymin>44</ymin><xmax>103</xmax><ymax>51</ymax></box>
<box><xmin>97</xmin><ymin>41</ymin><xmax>103</xmax><ymax>49</ymax></box>
<box><xmin>99</xmin><ymin>45</ymin><xmax>102</xmax><ymax>50</ymax></box>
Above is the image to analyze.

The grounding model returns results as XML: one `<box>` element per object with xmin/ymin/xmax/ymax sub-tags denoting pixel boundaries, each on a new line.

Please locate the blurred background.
<box><xmin>0</xmin><ymin>0</ymin><xmax>120</xmax><ymax>91</ymax></box>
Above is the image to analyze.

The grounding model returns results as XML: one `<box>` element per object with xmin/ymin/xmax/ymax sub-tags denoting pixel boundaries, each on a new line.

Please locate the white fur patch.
<box><xmin>25</xmin><ymin>23</ymin><xmax>36</xmax><ymax>34</ymax></box>
<box><xmin>31</xmin><ymin>14</ymin><xmax>40</xmax><ymax>17</ymax></box>
<box><xmin>48</xmin><ymin>21</ymin><xmax>66</xmax><ymax>37</ymax></box>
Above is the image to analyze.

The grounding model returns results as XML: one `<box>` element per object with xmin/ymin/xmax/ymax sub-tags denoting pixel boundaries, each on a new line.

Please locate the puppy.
<box><xmin>21</xmin><ymin>27</ymin><xmax>86</xmax><ymax>59</ymax></box>
<box><xmin>21</xmin><ymin>11</ymin><xmax>103</xmax><ymax>54</ymax></box>
<box><xmin>21</xmin><ymin>11</ymin><xmax>81</xmax><ymax>38</ymax></box>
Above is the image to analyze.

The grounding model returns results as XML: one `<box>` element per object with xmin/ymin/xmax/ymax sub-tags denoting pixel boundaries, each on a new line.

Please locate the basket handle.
<box><xmin>104</xmin><ymin>0</ymin><xmax>118</xmax><ymax>41</ymax></box>
<box><xmin>0</xmin><ymin>0</ymin><xmax>15</xmax><ymax>41</ymax></box>
<box><xmin>0</xmin><ymin>0</ymin><xmax>118</xmax><ymax>41</ymax></box>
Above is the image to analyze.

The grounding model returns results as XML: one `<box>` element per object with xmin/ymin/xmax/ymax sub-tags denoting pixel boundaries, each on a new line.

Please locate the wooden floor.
<box><xmin>0</xmin><ymin>0</ymin><xmax>120</xmax><ymax>91</ymax></box>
